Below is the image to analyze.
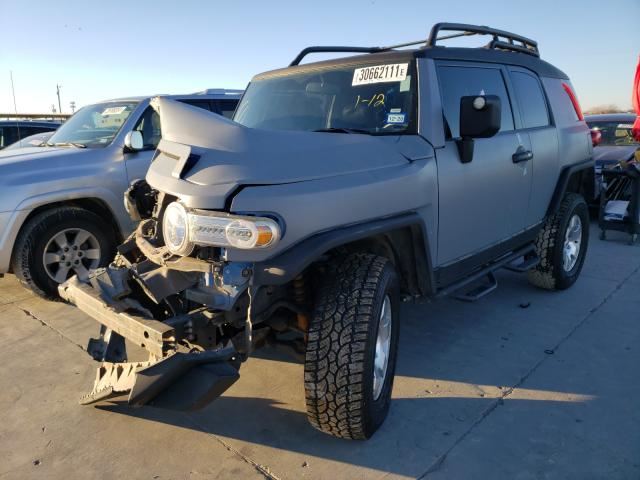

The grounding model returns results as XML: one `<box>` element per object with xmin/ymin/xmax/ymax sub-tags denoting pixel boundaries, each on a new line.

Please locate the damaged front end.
<box><xmin>59</xmin><ymin>186</ymin><xmax>306</xmax><ymax>410</ymax></box>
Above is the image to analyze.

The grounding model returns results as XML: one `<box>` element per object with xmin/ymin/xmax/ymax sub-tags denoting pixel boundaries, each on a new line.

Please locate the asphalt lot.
<box><xmin>0</xmin><ymin>221</ymin><xmax>638</xmax><ymax>480</ymax></box>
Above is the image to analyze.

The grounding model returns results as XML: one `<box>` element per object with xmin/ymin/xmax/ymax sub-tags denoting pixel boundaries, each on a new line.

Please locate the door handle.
<box><xmin>512</xmin><ymin>147</ymin><xmax>533</xmax><ymax>163</ymax></box>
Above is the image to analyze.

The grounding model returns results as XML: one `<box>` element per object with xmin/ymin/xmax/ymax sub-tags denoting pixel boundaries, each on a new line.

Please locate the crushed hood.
<box><xmin>146</xmin><ymin>97</ymin><xmax>414</xmax><ymax>208</ymax></box>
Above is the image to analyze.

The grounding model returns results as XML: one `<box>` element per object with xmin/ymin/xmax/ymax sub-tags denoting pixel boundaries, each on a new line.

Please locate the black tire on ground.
<box><xmin>528</xmin><ymin>193</ymin><xmax>589</xmax><ymax>290</ymax></box>
<box><xmin>11</xmin><ymin>207</ymin><xmax>117</xmax><ymax>299</ymax></box>
<box><xmin>304</xmin><ymin>253</ymin><xmax>400</xmax><ymax>440</ymax></box>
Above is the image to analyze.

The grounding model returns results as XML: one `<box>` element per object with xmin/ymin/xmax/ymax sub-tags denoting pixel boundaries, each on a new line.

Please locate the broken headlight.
<box><xmin>162</xmin><ymin>201</ymin><xmax>281</xmax><ymax>255</ymax></box>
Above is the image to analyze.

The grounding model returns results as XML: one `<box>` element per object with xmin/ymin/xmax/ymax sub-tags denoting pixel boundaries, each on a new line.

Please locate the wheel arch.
<box><xmin>252</xmin><ymin>213</ymin><xmax>436</xmax><ymax>296</ymax></box>
<box><xmin>547</xmin><ymin>159</ymin><xmax>593</xmax><ymax>216</ymax></box>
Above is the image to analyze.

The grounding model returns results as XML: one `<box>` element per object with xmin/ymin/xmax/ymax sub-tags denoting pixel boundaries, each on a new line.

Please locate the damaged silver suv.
<box><xmin>60</xmin><ymin>23</ymin><xmax>594</xmax><ymax>439</ymax></box>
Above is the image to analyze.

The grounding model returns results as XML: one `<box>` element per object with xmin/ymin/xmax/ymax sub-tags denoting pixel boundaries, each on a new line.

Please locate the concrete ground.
<box><xmin>0</xmin><ymin>222</ymin><xmax>638</xmax><ymax>480</ymax></box>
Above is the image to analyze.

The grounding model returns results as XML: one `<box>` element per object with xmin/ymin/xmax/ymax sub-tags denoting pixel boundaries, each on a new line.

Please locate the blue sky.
<box><xmin>1</xmin><ymin>0</ymin><xmax>638</xmax><ymax>113</ymax></box>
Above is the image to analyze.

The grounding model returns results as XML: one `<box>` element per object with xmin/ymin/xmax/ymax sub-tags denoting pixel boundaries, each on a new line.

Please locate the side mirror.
<box><xmin>124</xmin><ymin>131</ymin><xmax>143</xmax><ymax>151</ymax></box>
<box><xmin>457</xmin><ymin>95</ymin><xmax>501</xmax><ymax>163</ymax></box>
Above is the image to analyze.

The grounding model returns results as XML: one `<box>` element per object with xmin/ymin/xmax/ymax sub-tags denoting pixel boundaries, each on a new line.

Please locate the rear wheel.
<box><xmin>528</xmin><ymin>193</ymin><xmax>589</xmax><ymax>290</ymax></box>
<box><xmin>304</xmin><ymin>253</ymin><xmax>400</xmax><ymax>439</ymax></box>
<box><xmin>11</xmin><ymin>207</ymin><xmax>117</xmax><ymax>299</ymax></box>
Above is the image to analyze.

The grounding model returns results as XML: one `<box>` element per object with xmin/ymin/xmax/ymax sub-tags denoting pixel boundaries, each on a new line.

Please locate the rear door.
<box><xmin>435</xmin><ymin>62</ymin><xmax>532</xmax><ymax>266</ymax></box>
<box><xmin>508</xmin><ymin>67</ymin><xmax>559</xmax><ymax>227</ymax></box>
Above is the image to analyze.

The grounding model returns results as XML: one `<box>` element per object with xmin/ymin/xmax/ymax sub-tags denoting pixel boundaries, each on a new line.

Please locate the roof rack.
<box><xmin>427</xmin><ymin>22</ymin><xmax>539</xmax><ymax>57</ymax></box>
<box><xmin>289</xmin><ymin>22</ymin><xmax>539</xmax><ymax>66</ymax></box>
<box><xmin>289</xmin><ymin>40</ymin><xmax>428</xmax><ymax>66</ymax></box>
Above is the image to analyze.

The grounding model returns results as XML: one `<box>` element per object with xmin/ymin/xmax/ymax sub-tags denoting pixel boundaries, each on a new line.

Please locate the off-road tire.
<box><xmin>11</xmin><ymin>207</ymin><xmax>116</xmax><ymax>299</ymax></box>
<box><xmin>528</xmin><ymin>193</ymin><xmax>589</xmax><ymax>290</ymax></box>
<box><xmin>304</xmin><ymin>253</ymin><xmax>400</xmax><ymax>439</ymax></box>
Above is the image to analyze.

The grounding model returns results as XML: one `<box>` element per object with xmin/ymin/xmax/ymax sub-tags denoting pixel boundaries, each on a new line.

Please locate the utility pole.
<box><xmin>69</xmin><ymin>101</ymin><xmax>76</xmax><ymax>113</ymax></box>
<box><xmin>56</xmin><ymin>84</ymin><xmax>62</xmax><ymax>114</ymax></box>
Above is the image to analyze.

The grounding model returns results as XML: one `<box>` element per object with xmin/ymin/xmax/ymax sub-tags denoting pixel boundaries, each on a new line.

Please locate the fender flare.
<box><xmin>546</xmin><ymin>159</ymin><xmax>593</xmax><ymax>216</ymax></box>
<box><xmin>252</xmin><ymin>212</ymin><xmax>435</xmax><ymax>295</ymax></box>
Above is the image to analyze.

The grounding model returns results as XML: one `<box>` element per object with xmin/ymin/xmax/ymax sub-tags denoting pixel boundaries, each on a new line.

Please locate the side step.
<box><xmin>438</xmin><ymin>244</ymin><xmax>538</xmax><ymax>302</ymax></box>
<box><xmin>455</xmin><ymin>272</ymin><xmax>497</xmax><ymax>302</ymax></box>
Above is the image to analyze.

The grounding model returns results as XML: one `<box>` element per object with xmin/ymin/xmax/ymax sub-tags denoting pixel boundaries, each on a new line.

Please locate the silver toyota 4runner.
<box><xmin>59</xmin><ymin>23</ymin><xmax>593</xmax><ymax>440</ymax></box>
<box><xmin>0</xmin><ymin>90</ymin><xmax>241</xmax><ymax>298</ymax></box>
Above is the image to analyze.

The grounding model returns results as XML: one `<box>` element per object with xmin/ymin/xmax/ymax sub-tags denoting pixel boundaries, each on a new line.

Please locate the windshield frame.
<box><xmin>47</xmin><ymin>100</ymin><xmax>142</xmax><ymax>149</ymax></box>
<box><xmin>234</xmin><ymin>56</ymin><xmax>419</xmax><ymax>136</ymax></box>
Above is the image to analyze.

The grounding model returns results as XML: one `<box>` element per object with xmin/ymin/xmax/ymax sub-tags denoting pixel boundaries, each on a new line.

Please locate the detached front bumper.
<box><xmin>59</xmin><ymin>274</ymin><xmax>241</xmax><ymax>409</ymax></box>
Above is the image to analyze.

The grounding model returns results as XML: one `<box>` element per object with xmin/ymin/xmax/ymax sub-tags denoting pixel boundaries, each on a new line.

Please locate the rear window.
<box><xmin>586</xmin><ymin>120</ymin><xmax>640</xmax><ymax>146</ymax></box>
<box><xmin>511</xmin><ymin>71</ymin><xmax>549</xmax><ymax>128</ymax></box>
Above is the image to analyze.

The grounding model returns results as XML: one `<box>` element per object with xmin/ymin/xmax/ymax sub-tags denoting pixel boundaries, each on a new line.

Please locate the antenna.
<box><xmin>10</xmin><ymin>71</ymin><xmax>20</xmax><ymax>141</ymax></box>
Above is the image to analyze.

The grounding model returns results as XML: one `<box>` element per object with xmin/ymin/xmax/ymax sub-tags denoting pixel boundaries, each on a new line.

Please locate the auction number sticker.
<box><xmin>102</xmin><ymin>106</ymin><xmax>127</xmax><ymax>115</ymax></box>
<box><xmin>352</xmin><ymin>63</ymin><xmax>408</xmax><ymax>86</ymax></box>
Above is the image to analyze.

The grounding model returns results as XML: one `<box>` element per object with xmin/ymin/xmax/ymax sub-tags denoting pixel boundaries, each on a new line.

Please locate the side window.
<box><xmin>215</xmin><ymin>100</ymin><xmax>238</xmax><ymax>119</ymax></box>
<box><xmin>133</xmin><ymin>107</ymin><xmax>162</xmax><ymax>149</ymax></box>
<box><xmin>179</xmin><ymin>99</ymin><xmax>213</xmax><ymax>112</ymax></box>
<box><xmin>511</xmin><ymin>71</ymin><xmax>549</xmax><ymax>128</ymax></box>
<box><xmin>437</xmin><ymin>65</ymin><xmax>514</xmax><ymax>138</ymax></box>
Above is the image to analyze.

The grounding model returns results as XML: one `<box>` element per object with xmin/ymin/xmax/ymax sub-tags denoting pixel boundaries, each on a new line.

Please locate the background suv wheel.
<box><xmin>11</xmin><ymin>206</ymin><xmax>117</xmax><ymax>299</ymax></box>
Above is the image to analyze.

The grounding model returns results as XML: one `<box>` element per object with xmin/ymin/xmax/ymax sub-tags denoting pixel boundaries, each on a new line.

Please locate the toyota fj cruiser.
<box><xmin>60</xmin><ymin>23</ymin><xmax>593</xmax><ymax>440</ymax></box>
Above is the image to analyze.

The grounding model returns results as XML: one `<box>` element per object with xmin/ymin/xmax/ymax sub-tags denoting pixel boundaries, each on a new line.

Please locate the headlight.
<box><xmin>162</xmin><ymin>201</ymin><xmax>281</xmax><ymax>254</ymax></box>
<box><xmin>162</xmin><ymin>202</ymin><xmax>194</xmax><ymax>255</ymax></box>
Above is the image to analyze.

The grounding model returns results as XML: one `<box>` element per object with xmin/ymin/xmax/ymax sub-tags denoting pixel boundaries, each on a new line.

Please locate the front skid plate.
<box><xmin>80</xmin><ymin>348</ymin><xmax>240</xmax><ymax>410</ymax></box>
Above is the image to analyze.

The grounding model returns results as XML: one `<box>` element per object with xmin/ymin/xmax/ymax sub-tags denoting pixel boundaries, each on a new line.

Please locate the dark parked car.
<box><xmin>0</xmin><ymin>120</ymin><xmax>60</xmax><ymax>149</ymax></box>
<box><xmin>586</xmin><ymin>113</ymin><xmax>640</xmax><ymax>199</ymax></box>
<box><xmin>4</xmin><ymin>131</ymin><xmax>54</xmax><ymax>150</ymax></box>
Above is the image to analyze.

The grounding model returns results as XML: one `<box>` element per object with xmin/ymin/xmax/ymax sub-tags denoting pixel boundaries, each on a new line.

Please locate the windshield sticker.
<box><xmin>102</xmin><ymin>106</ymin><xmax>127</xmax><ymax>116</ymax></box>
<box><xmin>618</xmin><ymin>124</ymin><xmax>634</xmax><ymax>129</ymax></box>
<box><xmin>386</xmin><ymin>113</ymin><xmax>406</xmax><ymax>124</ymax></box>
<box><xmin>352</xmin><ymin>63</ymin><xmax>408</xmax><ymax>86</ymax></box>
<box><xmin>355</xmin><ymin>93</ymin><xmax>385</xmax><ymax>108</ymax></box>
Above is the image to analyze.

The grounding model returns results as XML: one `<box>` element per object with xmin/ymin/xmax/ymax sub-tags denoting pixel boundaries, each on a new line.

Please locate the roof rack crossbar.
<box><xmin>290</xmin><ymin>46</ymin><xmax>386</xmax><ymax>66</ymax></box>
<box><xmin>427</xmin><ymin>22</ymin><xmax>540</xmax><ymax>57</ymax></box>
<box><xmin>289</xmin><ymin>39</ymin><xmax>428</xmax><ymax>66</ymax></box>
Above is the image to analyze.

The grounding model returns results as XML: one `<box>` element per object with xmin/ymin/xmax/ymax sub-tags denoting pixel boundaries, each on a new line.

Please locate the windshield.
<box><xmin>587</xmin><ymin>120</ymin><xmax>640</xmax><ymax>147</ymax></box>
<box><xmin>47</xmin><ymin>101</ymin><xmax>138</xmax><ymax>148</ymax></box>
<box><xmin>234</xmin><ymin>60</ymin><xmax>417</xmax><ymax>135</ymax></box>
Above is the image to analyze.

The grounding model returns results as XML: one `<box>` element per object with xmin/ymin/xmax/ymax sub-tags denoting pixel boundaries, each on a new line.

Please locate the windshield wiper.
<box><xmin>313</xmin><ymin>127</ymin><xmax>372</xmax><ymax>134</ymax></box>
<box><xmin>46</xmin><ymin>142</ymin><xmax>87</xmax><ymax>148</ymax></box>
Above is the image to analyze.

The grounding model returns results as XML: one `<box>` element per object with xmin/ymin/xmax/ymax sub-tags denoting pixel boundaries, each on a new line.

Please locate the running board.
<box><xmin>455</xmin><ymin>272</ymin><xmax>497</xmax><ymax>302</ymax></box>
<box><xmin>437</xmin><ymin>244</ymin><xmax>537</xmax><ymax>302</ymax></box>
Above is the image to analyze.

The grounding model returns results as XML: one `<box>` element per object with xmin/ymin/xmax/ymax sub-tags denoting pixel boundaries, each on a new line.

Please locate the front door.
<box><xmin>435</xmin><ymin>62</ymin><xmax>532</xmax><ymax>266</ymax></box>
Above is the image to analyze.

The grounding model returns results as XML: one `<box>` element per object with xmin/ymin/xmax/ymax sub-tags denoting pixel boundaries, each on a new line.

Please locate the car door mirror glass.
<box><xmin>459</xmin><ymin>95</ymin><xmax>501</xmax><ymax>139</ymax></box>
<box><xmin>456</xmin><ymin>95</ymin><xmax>501</xmax><ymax>163</ymax></box>
<box><xmin>124</xmin><ymin>131</ymin><xmax>144</xmax><ymax>151</ymax></box>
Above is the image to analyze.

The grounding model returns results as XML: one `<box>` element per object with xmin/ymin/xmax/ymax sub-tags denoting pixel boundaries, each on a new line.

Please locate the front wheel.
<box><xmin>528</xmin><ymin>193</ymin><xmax>589</xmax><ymax>290</ymax></box>
<box><xmin>304</xmin><ymin>253</ymin><xmax>400</xmax><ymax>440</ymax></box>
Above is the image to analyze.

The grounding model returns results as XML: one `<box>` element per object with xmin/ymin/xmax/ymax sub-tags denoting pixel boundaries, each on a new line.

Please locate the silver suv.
<box><xmin>60</xmin><ymin>24</ymin><xmax>593</xmax><ymax>440</ymax></box>
<box><xmin>0</xmin><ymin>90</ymin><xmax>242</xmax><ymax>297</ymax></box>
